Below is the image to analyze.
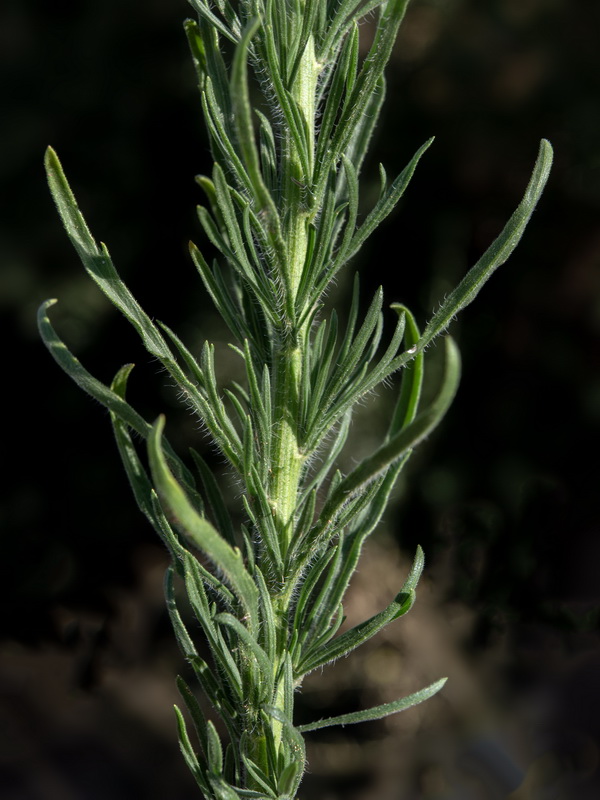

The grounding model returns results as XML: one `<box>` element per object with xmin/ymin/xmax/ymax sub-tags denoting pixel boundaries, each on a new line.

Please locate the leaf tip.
<box><xmin>444</xmin><ymin>334</ymin><xmax>462</xmax><ymax>376</ymax></box>
<box><xmin>44</xmin><ymin>145</ymin><xmax>58</xmax><ymax>167</ymax></box>
<box><xmin>390</xmin><ymin>302</ymin><xmax>407</xmax><ymax>317</ymax></box>
<box><xmin>40</xmin><ymin>297</ymin><xmax>58</xmax><ymax>311</ymax></box>
<box><xmin>152</xmin><ymin>413</ymin><xmax>167</xmax><ymax>437</ymax></box>
<box><xmin>402</xmin><ymin>545</ymin><xmax>425</xmax><ymax>593</ymax></box>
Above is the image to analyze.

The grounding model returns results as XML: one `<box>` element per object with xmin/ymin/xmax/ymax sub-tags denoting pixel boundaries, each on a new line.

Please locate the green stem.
<box><xmin>270</xmin><ymin>26</ymin><xmax>317</xmax><ymax>557</ymax></box>
<box><xmin>263</xmin><ymin>23</ymin><xmax>318</xmax><ymax>783</ymax></box>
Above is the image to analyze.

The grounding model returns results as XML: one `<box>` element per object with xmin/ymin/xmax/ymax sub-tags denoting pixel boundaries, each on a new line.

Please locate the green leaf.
<box><xmin>39</xmin><ymin>299</ymin><xmax>149</xmax><ymax>436</ymax></box>
<box><xmin>341</xmin><ymin>74</ymin><xmax>386</xmax><ymax>182</ymax></box>
<box><xmin>108</xmin><ymin>365</ymin><xmax>190</xmax><ymax>560</ymax></box>
<box><xmin>190</xmin><ymin>448</ymin><xmax>237</xmax><ymax>547</ymax></box>
<box><xmin>261</xmin><ymin>674</ymin><xmax>306</xmax><ymax>782</ymax></box>
<box><xmin>184</xmin><ymin>18</ymin><xmax>207</xmax><ymax>86</ymax></box>
<box><xmin>44</xmin><ymin>148</ymin><xmax>177</xmax><ymax>366</ymax></box>
<box><xmin>295</xmin><ymin>542</ymin><xmax>344</xmax><ymax>654</ymax></box>
<box><xmin>240</xmin><ymin>753</ymin><xmax>277</xmax><ymax>797</ymax></box>
<box><xmin>189</xmin><ymin>0</ymin><xmax>238</xmax><ymax>44</ymax></box>
<box><xmin>108</xmin><ymin>365</ymin><xmax>159</xmax><ymax>525</ymax></box>
<box><xmin>341</xmin><ymin>450</ymin><xmax>411</xmax><ymax>550</ymax></box>
<box><xmin>184</xmin><ymin>554</ymin><xmax>245</xmax><ymax>702</ymax></box>
<box><xmin>209</xmin><ymin>779</ymin><xmax>243</xmax><ymax>800</ymax></box>
<box><xmin>257</xmin><ymin>108</ymin><xmax>278</xmax><ymax>194</ymax></box>
<box><xmin>387</xmin><ymin>305</ymin><xmax>424</xmax><ymax>435</ymax></box>
<box><xmin>174</xmin><ymin>704</ymin><xmax>211</xmax><ymax>793</ymax></box>
<box><xmin>286</xmin><ymin>0</ymin><xmax>320</xmax><ymax>86</ymax></box>
<box><xmin>342</xmin><ymin>137</ymin><xmax>434</xmax><ymax>270</ymax></box>
<box><xmin>277</xmin><ymin>760</ymin><xmax>302</xmax><ymax>798</ymax></box>
<box><xmin>291</xmin><ymin>545</ymin><xmax>338</xmax><ymax>638</ymax></box>
<box><xmin>296</xmin><ymin>546</ymin><xmax>424</xmax><ymax>675</ymax></box>
<box><xmin>165</xmin><ymin>566</ymin><xmax>237</xmax><ymax>719</ymax></box>
<box><xmin>419</xmin><ymin>138</ymin><xmax>554</xmax><ymax>349</ymax></box>
<box><xmin>303</xmin><ymin>303</ymin><xmax>407</xmax><ymax>454</ymax></box>
<box><xmin>201</xmin><ymin>77</ymin><xmax>255</xmax><ymax>198</ymax></box>
<box><xmin>254</xmin><ymin>566</ymin><xmax>277</xmax><ymax>663</ymax></box>
<box><xmin>207</xmin><ymin>718</ymin><xmax>225</xmax><ymax>775</ymax></box>
<box><xmin>38</xmin><ymin>300</ymin><xmax>200</xmax><ymax>494</ymax></box>
<box><xmin>165</xmin><ymin>566</ymin><xmax>198</xmax><ymax>657</ymax></box>
<box><xmin>45</xmin><ymin>149</ymin><xmax>250</xmax><ymax>475</ymax></box>
<box><xmin>307</xmin><ymin>287</ymin><xmax>383</xmax><ymax>434</ymax></box>
<box><xmin>295</xmin><ymin>168</ymin><xmax>339</xmax><ymax>313</ymax></box>
<box><xmin>242</xmin><ymin>340</ymin><xmax>272</xmax><ymax>469</ymax></box>
<box><xmin>230</xmin><ymin>18</ymin><xmax>283</xmax><ymax>242</ymax></box>
<box><xmin>315</xmin><ymin>336</ymin><xmax>460</xmax><ymax>538</ymax></box>
<box><xmin>294</xmin><ymin>487</ymin><xmax>318</xmax><ymax>549</ymax></box>
<box><xmin>148</xmin><ymin>415</ymin><xmax>259</xmax><ymax>631</ymax></box>
<box><xmin>189</xmin><ymin>241</ymin><xmax>252</xmax><ymax>343</ymax></box>
<box><xmin>297</xmin><ymin>677</ymin><xmax>447</xmax><ymax>732</ymax></box>
<box><xmin>262</xmin><ymin>15</ymin><xmax>311</xmax><ymax>184</ymax></box>
<box><xmin>315</xmin><ymin>25</ymin><xmax>358</xmax><ymax>167</ymax></box>
<box><xmin>315</xmin><ymin>0</ymin><xmax>411</xmax><ymax>197</ymax></box>
<box><xmin>319</xmin><ymin>0</ymin><xmax>391</xmax><ymax>61</ymax></box>
<box><xmin>247</xmin><ymin>465</ymin><xmax>284</xmax><ymax>573</ymax></box>
<box><xmin>212</xmin><ymin>163</ymin><xmax>261</xmax><ymax>281</ymax></box>
<box><xmin>177</xmin><ymin>675</ymin><xmax>210</xmax><ymax>757</ymax></box>
<box><xmin>297</xmin><ymin>409</ymin><xmax>350</xmax><ymax>509</ymax></box>
<box><xmin>302</xmin><ymin>315</ymin><xmax>339</xmax><ymax>433</ymax></box>
<box><xmin>214</xmin><ymin>612</ymin><xmax>274</xmax><ymax>697</ymax></box>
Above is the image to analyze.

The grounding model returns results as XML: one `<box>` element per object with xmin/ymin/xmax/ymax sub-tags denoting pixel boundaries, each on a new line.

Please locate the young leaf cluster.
<box><xmin>40</xmin><ymin>1</ymin><xmax>552</xmax><ymax>797</ymax></box>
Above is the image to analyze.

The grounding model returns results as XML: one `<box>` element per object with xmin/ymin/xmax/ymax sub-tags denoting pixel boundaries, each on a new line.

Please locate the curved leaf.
<box><xmin>315</xmin><ymin>336</ymin><xmax>461</xmax><ymax>537</ymax></box>
<box><xmin>420</xmin><ymin>138</ymin><xmax>553</xmax><ymax>349</ymax></box>
<box><xmin>296</xmin><ymin>546</ymin><xmax>424</xmax><ymax>676</ymax></box>
<box><xmin>298</xmin><ymin>677</ymin><xmax>447</xmax><ymax>732</ymax></box>
<box><xmin>45</xmin><ymin>148</ymin><xmax>177</xmax><ymax>366</ymax></box>
<box><xmin>148</xmin><ymin>415</ymin><xmax>259</xmax><ymax>631</ymax></box>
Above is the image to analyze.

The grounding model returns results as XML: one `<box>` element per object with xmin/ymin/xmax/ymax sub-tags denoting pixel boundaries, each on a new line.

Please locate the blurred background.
<box><xmin>1</xmin><ymin>0</ymin><xmax>599</xmax><ymax>798</ymax></box>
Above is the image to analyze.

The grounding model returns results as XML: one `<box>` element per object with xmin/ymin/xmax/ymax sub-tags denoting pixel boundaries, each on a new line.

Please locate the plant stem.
<box><xmin>265</xmin><ymin>25</ymin><xmax>320</xmax><ymax>781</ymax></box>
<box><xmin>270</xmin><ymin>24</ymin><xmax>317</xmax><ymax>558</ymax></box>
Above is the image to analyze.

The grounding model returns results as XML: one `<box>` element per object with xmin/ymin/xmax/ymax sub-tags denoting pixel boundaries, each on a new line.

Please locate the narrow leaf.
<box><xmin>230</xmin><ymin>18</ymin><xmax>282</xmax><ymax>236</ymax></box>
<box><xmin>214</xmin><ymin>612</ymin><xmax>274</xmax><ymax>695</ymax></box>
<box><xmin>38</xmin><ymin>300</ymin><xmax>198</xmax><ymax>494</ymax></box>
<box><xmin>419</xmin><ymin>139</ymin><xmax>553</xmax><ymax>349</ymax></box>
<box><xmin>174</xmin><ymin>704</ymin><xmax>210</xmax><ymax>793</ymax></box>
<box><xmin>298</xmin><ymin>678</ymin><xmax>447</xmax><ymax>732</ymax></box>
<box><xmin>45</xmin><ymin>148</ymin><xmax>178</xmax><ymax>366</ymax></box>
<box><xmin>165</xmin><ymin>566</ymin><xmax>237</xmax><ymax>723</ymax></box>
<box><xmin>387</xmin><ymin>305</ymin><xmax>423</xmax><ymax>436</ymax></box>
<box><xmin>316</xmin><ymin>336</ymin><xmax>460</xmax><ymax>535</ymax></box>
<box><xmin>206</xmin><ymin>718</ymin><xmax>224</xmax><ymax>775</ymax></box>
<box><xmin>190</xmin><ymin>448</ymin><xmax>237</xmax><ymax>547</ymax></box>
<box><xmin>176</xmin><ymin>675</ymin><xmax>210</xmax><ymax>757</ymax></box>
<box><xmin>189</xmin><ymin>0</ymin><xmax>238</xmax><ymax>43</ymax></box>
<box><xmin>343</xmin><ymin>138</ymin><xmax>434</xmax><ymax>268</ymax></box>
<box><xmin>148</xmin><ymin>415</ymin><xmax>259</xmax><ymax>630</ymax></box>
<box><xmin>297</xmin><ymin>545</ymin><xmax>424</xmax><ymax>676</ymax></box>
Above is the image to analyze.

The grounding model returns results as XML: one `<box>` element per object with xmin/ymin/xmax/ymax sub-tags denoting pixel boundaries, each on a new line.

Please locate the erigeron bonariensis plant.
<box><xmin>39</xmin><ymin>1</ymin><xmax>552</xmax><ymax>797</ymax></box>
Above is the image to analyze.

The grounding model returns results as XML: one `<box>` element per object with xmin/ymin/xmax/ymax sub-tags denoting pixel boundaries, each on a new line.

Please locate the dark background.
<box><xmin>2</xmin><ymin>0</ymin><xmax>599</xmax><ymax>798</ymax></box>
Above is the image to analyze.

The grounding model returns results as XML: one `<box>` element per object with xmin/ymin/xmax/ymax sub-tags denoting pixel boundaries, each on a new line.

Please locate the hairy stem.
<box><xmin>270</xmin><ymin>24</ymin><xmax>317</xmax><ymax>558</ymax></box>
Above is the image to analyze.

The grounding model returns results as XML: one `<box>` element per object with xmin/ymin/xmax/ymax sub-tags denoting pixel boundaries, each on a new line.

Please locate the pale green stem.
<box><xmin>265</xmin><ymin>22</ymin><xmax>318</xmax><ymax>771</ymax></box>
<box><xmin>270</xmin><ymin>29</ymin><xmax>317</xmax><ymax>556</ymax></box>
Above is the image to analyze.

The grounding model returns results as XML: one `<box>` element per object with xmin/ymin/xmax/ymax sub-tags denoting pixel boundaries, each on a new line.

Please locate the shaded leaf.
<box><xmin>298</xmin><ymin>677</ymin><xmax>447</xmax><ymax>732</ymax></box>
<box><xmin>148</xmin><ymin>416</ymin><xmax>259</xmax><ymax>631</ymax></box>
